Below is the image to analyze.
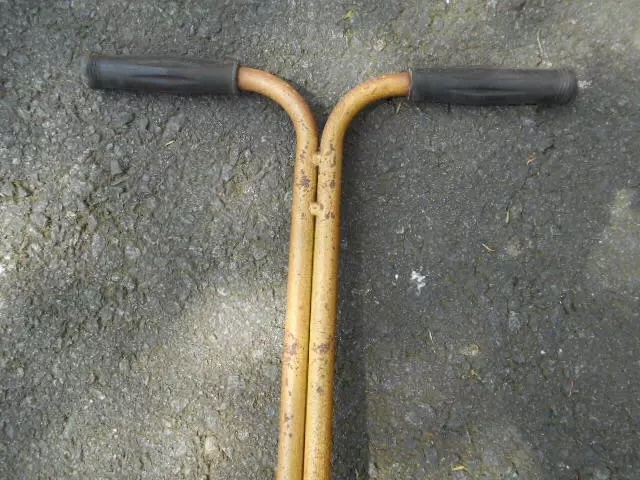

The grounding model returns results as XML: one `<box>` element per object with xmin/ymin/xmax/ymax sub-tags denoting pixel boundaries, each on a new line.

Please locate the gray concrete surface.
<box><xmin>1</xmin><ymin>1</ymin><xmax>639</xmax><ymax>479</ymax></box>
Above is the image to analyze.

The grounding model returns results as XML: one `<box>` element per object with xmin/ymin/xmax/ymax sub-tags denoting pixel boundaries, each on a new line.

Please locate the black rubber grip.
<box><xmin>409</xmin><ymin>67</ymin><xmax>577</xmax><ymax>105</ymax></box>
<box><xmin>83</xmin><ymin>53</ymin><xmax>238</xmax><ymax>95</ymax></box>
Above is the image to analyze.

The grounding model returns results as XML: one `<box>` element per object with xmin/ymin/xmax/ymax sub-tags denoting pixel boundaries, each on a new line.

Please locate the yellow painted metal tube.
<box><xmin>303</xmin><ymin>72</ymin><xmax>411</xmax><ymax>480</ymax></box>
<box><xmin>238</xmin><ymin>69</ymin><xmax>410</xmax><ymax>479</ymax></box>
<box><xmin>237</xmin><ymin>67</ymin><xmax>319</xmax><ymax>480</ymax></box>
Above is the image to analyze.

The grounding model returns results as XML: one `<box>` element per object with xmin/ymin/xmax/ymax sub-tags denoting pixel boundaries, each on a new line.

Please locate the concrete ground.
<box><xmin>1</xmin><ymin>1</ymin><xmax>639</xmax><ymax>479</ymax></box>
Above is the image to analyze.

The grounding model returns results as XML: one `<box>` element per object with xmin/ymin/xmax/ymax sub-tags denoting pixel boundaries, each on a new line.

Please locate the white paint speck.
<box><xmin>410</xmin><ymin>270</ymin><xmax>426</xmax><ymax>293</ymax></box>
<box><xmin>540</xmin><ymin>350</ymin><xmax>546</xmax><ymax>355</ymax></box>
<box><xmin>578</xmin><ymin>80</ymin><xmax>592</xmax><ymax>89</ymax></box>
<box><xmin>0</xmin><ymin>264</ymin><xmax>5</xmax><ymax>276</ymax></box>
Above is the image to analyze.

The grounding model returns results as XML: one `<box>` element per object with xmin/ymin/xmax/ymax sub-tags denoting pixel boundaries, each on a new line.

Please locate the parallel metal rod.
<box><xmin>239</xmin><ymin>69</ymin><xmax>412</xmax><ymax>479</ymax></box>
<box><xmin>237</xmin><ymin>67</ymin><xmax>320</xmax><ymax>480</ymax></box>
<box><xmin>303</xmin><ymin>72</ymin><xmax>411</xmax><ymax>480</ymax></box>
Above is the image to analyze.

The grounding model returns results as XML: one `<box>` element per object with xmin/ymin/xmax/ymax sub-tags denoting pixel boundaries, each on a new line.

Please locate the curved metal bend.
<box><xmin>237</xmin><ymin>67</ymin><xmax>319</xmax><ymax>480</ymax></box>
<box><xmin>237</xmin><ymin>69</ymin><xmax>411</xmax><ymax>480</ymax></box>
<box><xmin>303</xmin><ymin>72</ymin><xmax>411</xmax><ymax>480</ymax></box>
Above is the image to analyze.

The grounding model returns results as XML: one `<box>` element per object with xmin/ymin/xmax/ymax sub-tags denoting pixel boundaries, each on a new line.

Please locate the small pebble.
<box><xmin>203</xmin><ymin>436</ymin><xmax>218</xmax><ymax>460</ymax></box>
<box><xmin>85</xmin><ymin>214</ymin><xmax>98</xmax><ymax>234</ymax></box>
<box><xmin>136</xmin><ymin>116</ymin><xmax>149</xmax><ymax>131</ymax></box>
<box><xmin>508</xmin><ymin>311</ymin><xmax>522</xmax><ymax>332</ymax></box>
<box><xmin>164</xmin><ymin>113</ymin><xmax>186</xmax><ymax>139</ymax></box>
<box><xmin>124</xmin><ymin>244</ymin><xmax>141</xmax><ymax>261</ymax></box>
<box><xmin>0</xmin><ymin>182</ymin><xmax>13</xmax><ymax>197</ymax></box>
<box><xmin>373</xmin><ymin>39</ymin><xmax>386</xmax><ymax>51</ymax></box>
<box><xmin>197</xmin><ymin>25</ymin><xmax>210</xmax><ymax>38</ymax></box>
<box><xmin>31</xmin><ymin>199</ymin><xmax>48</xmax><ymax>213</ymax></box>
<box><xmin>91</xmin><ymin>234</ymin><xmax>106</xmax><ymax>258</ymax></box>
<box><xmin>90</xmin><ymin>388</ymin><xmax>106</xmax><ymax>401</ymax></box>
<box><xmin>251</xmin><ymin>241</ymin><xmax>268</xmax><ymax>261</ymax></box>
<box><xmin>3</xmin><ymin>422</ymin><xmax>14</xmax><ymax>440</ymax></box>
<box><xmin>30</xmin><ymin>212</ymin><xmax>48</xmax><ymax>228</ymax></box>
<box><xmin>118</xmin><ymin>357</ymin><xmax>130</xmax><ymax>372</ymax></box>
<box><xmin>204</xmin><ymin>410</ymin><xmax>219</xmax><ymax>430</ymax></box>
<box><xmin>171</xmin><ymin>397</ymin><xmax>188</xmax><ymax>414</ymax></box>
<box><xmin>459</xmin><ymin>344</ymin><xmax>480</xmax><ymax>357</ymax></box>
<box><xmin>15</xmin><ymin>185</ymin><xmax>30</xmax><ymax>197</ymax></box>
<box><xmin>111</xmin><ymin>111</ymin><xmax>134</xmax><ymax>128</ymax></box>
<box><xmin>110</xmin><ymin>158</ymin><xmax>123</xmax><ymax>176</ymax></box>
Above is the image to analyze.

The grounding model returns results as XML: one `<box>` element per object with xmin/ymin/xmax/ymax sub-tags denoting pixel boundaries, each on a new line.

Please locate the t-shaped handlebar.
<box><xmin>84</xmin><ymin>53</ymin><xmax>577</xmax><ymax>480</ymax></box>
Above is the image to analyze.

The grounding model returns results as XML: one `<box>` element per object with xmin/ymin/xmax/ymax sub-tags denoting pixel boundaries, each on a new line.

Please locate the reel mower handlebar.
<box><xmin>83</xmin><ymin>52</ymin><xmax>577</xmax><ymax>480</ymax></box>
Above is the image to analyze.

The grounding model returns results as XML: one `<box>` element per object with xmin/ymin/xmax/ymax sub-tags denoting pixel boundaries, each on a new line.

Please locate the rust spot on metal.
<box><xmin>285</xmin><ymin>341</ymin><xmax>298</xmax><ymax>359</ymax></box>
<box><xmin>299</xmin><ymin>174</ymin><xmax>311</xmax><ymax>189</ymax></box>
<box><xmin>314</xmin><ymin>342</ymin><xmax>331</xmax><ymax>354</ymax></box>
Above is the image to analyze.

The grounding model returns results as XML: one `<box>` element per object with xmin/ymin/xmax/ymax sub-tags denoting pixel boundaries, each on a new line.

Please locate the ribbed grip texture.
<box><xmin>409</xmin><ymin>67</ymin><xmax>577</xmax><ymax>105</ymax></box>
<box><xmin>83</xmin><ymin>53</ymin><xmax>238</xmax><ymax>95</ymax></box>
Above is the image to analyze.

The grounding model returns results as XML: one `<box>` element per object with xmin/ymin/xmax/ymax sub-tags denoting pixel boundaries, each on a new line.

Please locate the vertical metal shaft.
<box><xmin>303</xmin><ymin>73</ymin><xmax>411</xmax><ymax>479</ymax></box>
<box><xmin>238</xmin><ymin>68</ymin><xmax>319</xmax><ymax>480</ymax></box>
<box><xmin>238</xmin><ymin>69</ymin><xmax>410</xmax><ymax>479</ymax></box>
